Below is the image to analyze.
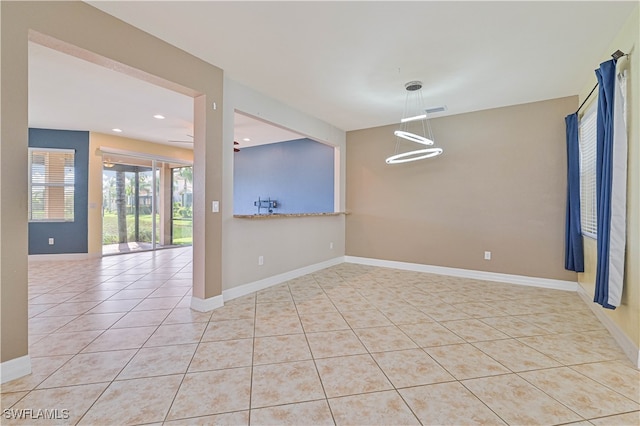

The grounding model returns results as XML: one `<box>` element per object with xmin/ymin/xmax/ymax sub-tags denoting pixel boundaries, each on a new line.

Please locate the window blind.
<box><xmin>578</xmin><ymin>102</ymin><xmax>597</xmax><ymax>238</ymax></box>
<box><xmin>28</xmin><ymin>148</ymin><xmax>75</xmax><ymax>221</ymax></box>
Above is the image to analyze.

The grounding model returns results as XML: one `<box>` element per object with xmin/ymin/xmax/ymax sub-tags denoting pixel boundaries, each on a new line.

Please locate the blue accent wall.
<box><xmin>29</xmin><ymin>128</ymin><xmax>89</xmax><ymax>254</ymax></box>
<box><xmin>234</xmin><ymin>138</ymin><xmax>334</xmax><ymax>215</ymax></box>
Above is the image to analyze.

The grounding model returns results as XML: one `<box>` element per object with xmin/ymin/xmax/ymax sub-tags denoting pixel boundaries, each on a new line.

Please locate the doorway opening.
<box><xmin>102</xmin><ymin>153</ymin><xmax>192</xmax><ymax>255</ymax></box>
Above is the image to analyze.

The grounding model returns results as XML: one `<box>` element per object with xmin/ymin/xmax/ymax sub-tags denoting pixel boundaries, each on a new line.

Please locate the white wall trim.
<box><xmin>576</xmin><ymin>286</ymin><xmax>640</xmax><ymax>368</ymax></box>
<box><xmin>344</xmin><ymin>256</ymin><xmax>578</xmax><ymax>292</ymax></box>
<box><xmin>1</xmin><ymin>355</ymin><xmax>31</xmax><ymax>384</ymax></box>
<box><xmin>190</xmin><ymin>295</ymin><xmax>224</xmax><ymax>312</ymax></box>
<box><xmin>223</xmin><ymin>256</ymin><xmax>344</xmax><ymax>302</ymax></box>
<box><xmin>28</xmin><ymin>253</ymin><xmax>94</xmax><ymax>262</ymax></box>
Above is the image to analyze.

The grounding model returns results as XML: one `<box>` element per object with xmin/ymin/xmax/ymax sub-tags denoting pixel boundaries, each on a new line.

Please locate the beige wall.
<box><xmin>87</xmin><ymin>133</ymin><xmax>194</xmax><ymax>255</ymax></box>
<box><xmin>346</xmin><ymin>96</ymin><xmax>578</xmax><ymax>282</ymax></box>
<box><xmin>0</xmin><ymin>1</ymin><xmax>29</xmax><ymax>365</ymax></box>
<box><xmin>222</xmin><ymin>79</ymin><xmax>346</xmax><ymax>291</ymax></box>
<box><xmin>1</xmin><ymin>1</ymin><xmax>223</xmax><ymax>364</ymax></box>
<box><xmin>577</xmin><ymin>6</ymin><xmax>639</xmax><ymax>349</ymax></box>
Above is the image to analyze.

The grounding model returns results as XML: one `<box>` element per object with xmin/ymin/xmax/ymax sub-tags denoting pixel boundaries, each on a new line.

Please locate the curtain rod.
<box><xmin>575</xmin><ymin>82</ymin><xmax>599</xmax><ymax>114</ymax></box>
<box><xmin>574</xmin><ymin>49</ymin><xmax>628</xmax><ymax>115</ymax></box>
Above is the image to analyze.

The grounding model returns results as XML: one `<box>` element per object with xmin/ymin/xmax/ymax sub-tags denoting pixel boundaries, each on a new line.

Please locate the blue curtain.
<box><xmin>564</xmin><ymin>113</ymin><xmax>584</xmax><ymax>272</ymax></box>
<box><xmin>594</xmin><ymin>59</ymin><xmax>616</xmax><ymax>309</ymax></box>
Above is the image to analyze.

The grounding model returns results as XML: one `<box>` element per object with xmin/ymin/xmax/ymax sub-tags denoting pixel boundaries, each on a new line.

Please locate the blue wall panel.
<box><xmin>28</xmin><ymin>128</ymin><xmax>89</xmax><ymax>254</ymax></box>
<box><xmin>234</xmin><ymin>138</ymin><xmax>334</xmax><ymax>215</ymax></box>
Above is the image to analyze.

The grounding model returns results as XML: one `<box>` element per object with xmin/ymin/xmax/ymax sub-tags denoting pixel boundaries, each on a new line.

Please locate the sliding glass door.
<box><xmin>102</xmin><ymin>156</ymin><xmax>157</xmax><ymax>255</ymax></box>
<box><xmin>102</xmin><ymin>153</ymin><xmax>192</xmax><ymax>255</ymax></box>
<box><xmin>133</xmin><ymin>166</ymin><xmax>157</xmax><ymax>247</ymax></box>
<box><xmin>171</xmin><ymin>166</ymin><xmax>193</xmax><ymax>246</ymax></box>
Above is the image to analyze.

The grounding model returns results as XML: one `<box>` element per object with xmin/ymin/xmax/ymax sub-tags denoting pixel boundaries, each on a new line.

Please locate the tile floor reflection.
<box><xmin>2</xmin><ymin>247</ymin><xmax>638</xmax><ymax>425</ymax></box>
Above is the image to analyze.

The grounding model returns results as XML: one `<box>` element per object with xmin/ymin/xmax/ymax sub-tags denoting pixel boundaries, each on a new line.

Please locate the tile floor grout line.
<box><xmin>504</xmin><ymin>371</ymin><xmax>587</xmax><ymax>422</ymax></box>
<box><xmin>292</xmin><ymin>276</ymin><xmax>337</xmax><ymax>426</ymax></box>
<box><xmin>391</xmin><ymin>386</ymin><xmax>425</xmax><ymax>425</ymax></box>
<box><xmin>468</xmin><ymin>338</ymin><xmax>563</xmax><ymax>372</ymax></box>
<box><xmin>246</xmin><ymin>288</ymin><xmax>258</xmax><ymax>424</ymax></box>
<box><xmin>358</xmin><ymin>322</ymin><xmax>426</xmax><ymax>425</ymax></box>
<box><xmin>161</xmin><ymin>338</ymin><xmax>201</xmax><ymax>423</ymax></box>
<box><xmin>564</xmin><ymin>363</ymin><xmax>640</xmax><ymax>404</ymax></box>
<box><xmin>456</xmin><ymin>371</ymin><xmax>526</xmax><ymax>425</ymax></box>
<box><xmin>514</xmin><ymin>367</ymin><xmax>639</xmax><ymax>419</ymax></box>
<box><xmin>161</xmin><ymin>409</ymin><xmax>248</xmax><ymax>425</ymax></box>
<box><xmin>583</xmin><ymin>410</ymin><xmax>640</xmax><ymax>423</ymax></box>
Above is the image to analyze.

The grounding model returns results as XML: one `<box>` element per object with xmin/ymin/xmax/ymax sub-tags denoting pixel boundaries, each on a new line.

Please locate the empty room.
<box><xmin>1</xmin><ymin>2</ymin><xmax>638</xmax><ymax>425</ymax></box>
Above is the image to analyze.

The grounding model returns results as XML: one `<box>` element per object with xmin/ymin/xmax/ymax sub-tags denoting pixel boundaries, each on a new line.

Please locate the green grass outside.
<box><xmin>103</xmin><ymin>212</ymin><xmax>192</xmax><ymax>245</ymax></box>
<box><xmin>172</xmin><ymin>218</ymin><xmax>193</xmax><ymax>245</ymax></box>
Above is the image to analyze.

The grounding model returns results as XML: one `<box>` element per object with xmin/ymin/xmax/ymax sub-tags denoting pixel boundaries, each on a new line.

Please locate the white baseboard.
<box><xmin>1</xmin><ymin>355</ymin><xmax>31</xmax><ymax>384</ymax></box>
<box><xmin>576</xmin><ymin>286</ymin><xmax>640</xmax><ymax>368</ymax></box>
<box><xmin>344</xmin><ymin>256</ymin><xmax>578</xmax><ymax>292</ymax></box>
<box><xmin>222</xmin><ymin>256</ymin><xmax>344</xmax><ymax>302</ymax></box>
<box><xmin>28</xmin><ymin>253</ymin><xmax>93</xmax><ymax>261</ymax></box>
<box><xmin>190</xmin><ymin>295</ymin><xmax>224</xmax><ymax>312</ymax></box>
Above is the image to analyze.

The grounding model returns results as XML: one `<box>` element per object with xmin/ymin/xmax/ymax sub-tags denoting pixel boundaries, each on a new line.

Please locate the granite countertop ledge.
<box><xmin>234</xmin><ymin>212</ymin><xmax>348</xmax><ymax>219</ymax></box>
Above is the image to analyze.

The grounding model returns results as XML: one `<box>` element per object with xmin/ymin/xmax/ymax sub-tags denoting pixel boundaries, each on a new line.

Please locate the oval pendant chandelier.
<box><xmin>386</xmin><ymin>81</ymin><xmax>443</xmax><ymax>164</ymax></box>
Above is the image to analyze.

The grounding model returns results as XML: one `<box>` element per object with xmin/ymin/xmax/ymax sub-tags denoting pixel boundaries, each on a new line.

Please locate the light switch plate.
<box><xmin>212</xmin><ymin>201</ymin><xmax>219</xmax><ymax>212</ymax></box>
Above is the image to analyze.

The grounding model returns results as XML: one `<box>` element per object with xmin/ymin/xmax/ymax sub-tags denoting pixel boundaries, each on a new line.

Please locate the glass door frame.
<box><xmin>101</xmin><ymin>148</ymin><xmax>192</xmax><ymax>255</ymax></box>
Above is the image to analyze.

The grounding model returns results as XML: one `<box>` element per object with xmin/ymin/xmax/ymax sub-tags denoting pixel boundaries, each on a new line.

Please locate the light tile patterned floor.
<box><xmin>2</xmin><ymin>247</ymin><xmax>639</xmax><ymax>425</ymax></box>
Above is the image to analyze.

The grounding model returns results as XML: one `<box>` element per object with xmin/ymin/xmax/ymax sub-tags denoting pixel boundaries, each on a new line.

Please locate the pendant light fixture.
<box><xmin>386</xmin><ymin>81</ymin><xmax>443</xmax><ymax>164</ymax></box>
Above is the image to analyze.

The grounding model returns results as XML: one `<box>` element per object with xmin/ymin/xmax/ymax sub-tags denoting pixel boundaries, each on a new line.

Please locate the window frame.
<box><xmin>28</xmin><ymin>147</ymin><xmax>76</xmax><ymax>223</ymax></box>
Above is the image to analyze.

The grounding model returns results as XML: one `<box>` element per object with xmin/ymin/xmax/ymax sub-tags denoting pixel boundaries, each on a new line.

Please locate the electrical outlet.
<box><xmin>329</xmin><ymin>242</ymin><xmax>334</xmax><ymax>250</ymax></box>
<box><xmin>48</xmin><ymin>238</ymin><xmax>54</xmax><ymax>245</ymax></box>
<box><xmin>484</xmin><ymin>251</ymin><xmax>491</xmax><ymax>260</ymax></box>
<box><xmin>258</xmin><ymin>255</ymin><xmax>264</xmax><ymax>266</ymax></box>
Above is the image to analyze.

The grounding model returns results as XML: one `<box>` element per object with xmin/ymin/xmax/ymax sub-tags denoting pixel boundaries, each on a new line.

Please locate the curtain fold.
<box><xmin>594</xmin><ymin>58</ymin><xmax>626</xmax><ymax>309</ymax></box>
<box><xmin>607</xmin><ymin>67</ymin><xmax>628</xmax><ymax>307</ymax></box>
<box><xmin>564</xmin><ymin>113</ymin><xmax>584</xmax><ymax>272</ymax></box>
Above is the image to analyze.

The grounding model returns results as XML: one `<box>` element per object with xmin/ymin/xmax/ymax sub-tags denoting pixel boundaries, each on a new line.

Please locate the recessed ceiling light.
<box><xmin>153</xmin><ymin>114</ymin><xmax>165</xmax><ymax>120</ymax></box>
<box><xmin>243</xmin><ymin>138</ymin><xmax>251</xmax><ymax>142</ymax></box>
<box><xmin>112</xmin><ymin>128</ymin><xmax>123</xmax><ymax>133</ymax></box>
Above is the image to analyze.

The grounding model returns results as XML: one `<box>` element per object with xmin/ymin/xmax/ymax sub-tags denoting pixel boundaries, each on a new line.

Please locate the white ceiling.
<box><xmin>28</xmin><ymin>41</ymin><xmax>306</xmax><ymax>149</ymax></box>
<box><xmin>29</xmin><ymin>1</ymin><xmax>636</xmax><ymax>147</ymax></box>
<box><xmin>234</xmin><ymin>112</ymin><xmax>306</xmax><ymax>148</ymax></box>
<box><xmin>28</xmin><ymin>42</ymin><xmax>195</xmax><ymax>147</ymax></box>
